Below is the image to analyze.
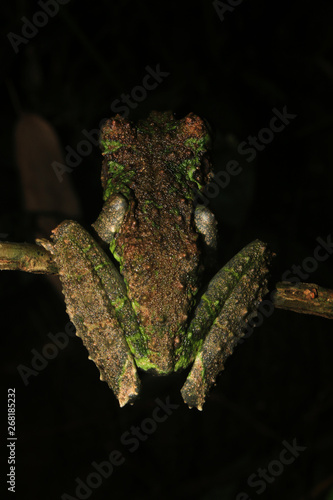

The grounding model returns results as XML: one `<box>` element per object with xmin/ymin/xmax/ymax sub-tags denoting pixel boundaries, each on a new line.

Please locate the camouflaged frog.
<box><xmin>39</xmin><ymin>111</ymin><xmax>272</xmax><ymax>410</ymax></box>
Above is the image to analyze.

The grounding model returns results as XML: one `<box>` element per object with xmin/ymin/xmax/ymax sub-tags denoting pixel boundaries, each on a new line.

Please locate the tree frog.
<box><xmin>39</xmin><ymin>111</ymin><xmax>272</xmax><ymax>410</ymax></box>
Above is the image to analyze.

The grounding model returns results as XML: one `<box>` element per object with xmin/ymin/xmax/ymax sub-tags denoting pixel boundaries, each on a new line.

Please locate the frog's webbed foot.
<box><xmin>180</xmin><ymin>240</ymin><xmax>273</xmax><ymax>410</ymax></box>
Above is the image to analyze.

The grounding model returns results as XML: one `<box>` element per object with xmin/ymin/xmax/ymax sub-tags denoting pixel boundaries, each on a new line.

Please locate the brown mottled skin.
<box><xmin>40</xmin><ymin>111</ymin><xmax>272</xmax><ymax>409</ymax></box>
<box><xmin>100</xmin><ymin>112</ymin><xmax>212</xmax><ymax>373</ymax></box>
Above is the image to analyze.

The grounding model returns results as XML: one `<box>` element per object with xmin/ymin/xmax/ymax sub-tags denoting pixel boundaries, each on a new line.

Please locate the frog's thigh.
<box><xmin>44</xmin><ymin>220</ymin><xmax>141</xmax><ymax>407</ymax></box>
<box><xmin>181</xmin><ymin>240</ymin><xmax>272</xmax><ymax>410</ymax></box>
<box><xmin>92</xmin><ymin>194</ymin><xmax>128</xmax><ymax>243</ymax></box>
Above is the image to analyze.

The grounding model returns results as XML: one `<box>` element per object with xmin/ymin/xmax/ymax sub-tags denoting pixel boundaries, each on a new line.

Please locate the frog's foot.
<box><xmin>180</xmin><ymin>240</ymin><xmax>273</xmax><ymax>410</ymax></box>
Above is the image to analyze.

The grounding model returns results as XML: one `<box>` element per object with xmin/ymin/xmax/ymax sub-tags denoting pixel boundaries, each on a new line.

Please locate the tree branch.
<box><xmin>273</xmin><ymin>281</ymin><xmax>333</xmax><ymax>319</ymax></box>
<box><xmin>1</xmin><ymin>242</ymin><xmax>332</xmax><ymax>319</ymax></box>
<box><xmin>0</xmin><ymin>241</ymin><xmax>57</xmax><ymax>274</ymax></box>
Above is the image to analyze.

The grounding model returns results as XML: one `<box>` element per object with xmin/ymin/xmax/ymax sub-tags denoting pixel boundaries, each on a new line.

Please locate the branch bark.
<box><xmin>273</xmin><ymin>281</ymin><xmax>333</xmax><ymax>319</ymax></box>
<box><xmin>0</xmin><ymin>241</ymin><xmax>57</xmax><ymax>274</ymax></box>
<box><xmin>1</xmin><ymin>242</ymin><xmax>332</xmax><ymax>319</ymax></box>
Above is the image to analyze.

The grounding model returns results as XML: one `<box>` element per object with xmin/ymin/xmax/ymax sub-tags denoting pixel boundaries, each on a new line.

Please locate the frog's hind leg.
<box><xmin>42</xmin><ymin>220</ymin><xmax>146</xmax><ymax>407</ymax></box>
<box><xmin>180</xmin><ymin>240</ymin><xmax>273</xmax><ymax>410</ymax></box>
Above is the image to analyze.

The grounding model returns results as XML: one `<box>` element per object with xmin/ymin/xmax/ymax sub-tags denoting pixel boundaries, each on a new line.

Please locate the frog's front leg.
<box><xmin>39</xmin><ymin>219</ymin><xmax>147</xmax><ymax>407</ymax></box>
<box><xmin>180</xmin><ymin>239</ymin><xmax>273</xmax><ymax>410</ymax></box>
<box><xmin>92</xmin><ymin>194</ymin><xmax>128</xmax><ymax>244</ymax></box>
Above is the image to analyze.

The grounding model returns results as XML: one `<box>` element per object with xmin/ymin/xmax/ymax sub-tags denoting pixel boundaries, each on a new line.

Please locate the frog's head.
<box><xmin>99</xmin><ymin>111</ymin><xmax>212</xmax><ymax>204</ymax></box>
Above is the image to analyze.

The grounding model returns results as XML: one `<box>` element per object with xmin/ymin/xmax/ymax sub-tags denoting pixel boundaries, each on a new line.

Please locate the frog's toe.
<box><xmin>180</xmin><ymin>362</ymin><xmax>206</xmax><ymax>411</ymax></box>
<box><xmin>116</xmin><ymin>357</ymin><xmax>141</xmax><ymax>407</ymax></box>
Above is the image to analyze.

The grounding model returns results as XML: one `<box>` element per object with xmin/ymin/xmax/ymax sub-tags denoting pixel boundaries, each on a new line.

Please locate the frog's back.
<box><xmin>100</xmin><ymin>112</ymin><xmax>212</xmax><ymax>373</ymax></box>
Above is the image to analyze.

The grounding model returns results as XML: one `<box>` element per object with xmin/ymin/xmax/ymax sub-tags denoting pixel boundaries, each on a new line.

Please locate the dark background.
<box><xmin>1</xmin><ymin>1</ymin><xmax>333</xmax><ymax>499</ymax></box>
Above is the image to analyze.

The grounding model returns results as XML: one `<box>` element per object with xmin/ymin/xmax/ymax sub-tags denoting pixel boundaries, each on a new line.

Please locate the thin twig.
<box><xmin>0</xmin><ymin>242</ymin><xmax>57</xmax><ymax>274</ymax></box>
<box><xmin>273</xmin><ymin>281</ymin><xmax>333</xmax><ymax>319</ymax></box>
<box><xmin>1</xmin><ymin>242</ymin><xmax>332</xmax><ymax>319</ymax></box>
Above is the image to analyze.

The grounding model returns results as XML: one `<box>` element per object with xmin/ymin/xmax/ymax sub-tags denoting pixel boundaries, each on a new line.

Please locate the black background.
<box><xmin>1</xmin><ymin>1</ymin><xmax>333</xmax><ymax>499</ymax></box>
